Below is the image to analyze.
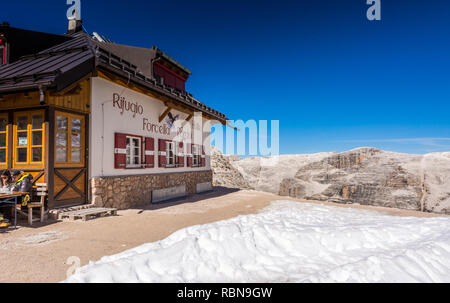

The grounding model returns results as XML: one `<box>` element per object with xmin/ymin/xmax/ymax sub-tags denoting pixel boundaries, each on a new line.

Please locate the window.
<box><xmin>0</xmin><ymin>39</ymin><xmax>5</xmax><ymax>65</ymax></box>
<box><xmin>192</xmin><ymin>145</ymin><xmax>201</xmax><ymax>167</ymax></box>
<box><xmin>154</xmin><ymin>62</ymin><xmax>186</xmax><ymax>91</ymax></box>
<box><xmin>0</xmin><ymin>115</ymin><xmax>7</xmax><ymax>165</ymax></box>
<box><xmin>166</xmin><ymin>141</ymin><xmax>177</xmax><ymax>167</ymax></box>
<box><xmin>126</xmin><ymin>136</ymin><xmax>141</xmax><ymax>168</ymax></box>
<box><xmin>13</xmin><ymin>111</ymin><xmax>44</xmax><ymax>166</ymax></box>
<box><xmin>0</xmin><ymin>44</ymin><xmax>4</xmax><ymax>65</ymax></box>
<box><xmin>55</xmin><ymin>112</ymin><xmax>84</xmax><ymax>165</ymax></box>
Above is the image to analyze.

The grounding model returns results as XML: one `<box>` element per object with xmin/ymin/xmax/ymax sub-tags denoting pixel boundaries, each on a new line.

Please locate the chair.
<box><xmin>27</xmin><ymin>183</ymin><xmax>48</xmax><ymax>226</ymax></box>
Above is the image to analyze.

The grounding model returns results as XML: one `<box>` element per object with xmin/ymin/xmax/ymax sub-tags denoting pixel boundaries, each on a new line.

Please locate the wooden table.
<box><xmin>0</xmin><ymin>192</ymin><xmax>28</xmax><ymax>229</ymax></box>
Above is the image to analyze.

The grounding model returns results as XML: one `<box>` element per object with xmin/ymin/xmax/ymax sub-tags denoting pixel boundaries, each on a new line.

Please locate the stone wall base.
<box><xmin>90</xmin><ymin>170</ymin><xmax>212</xmax><ymax>209</ymax></box>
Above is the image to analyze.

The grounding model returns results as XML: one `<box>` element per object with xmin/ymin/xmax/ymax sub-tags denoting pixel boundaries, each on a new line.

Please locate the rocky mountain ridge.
<box><xmin>211</xmin><ymin>147</ymin><xmax>450</xmax><ymax>214</ymax></box>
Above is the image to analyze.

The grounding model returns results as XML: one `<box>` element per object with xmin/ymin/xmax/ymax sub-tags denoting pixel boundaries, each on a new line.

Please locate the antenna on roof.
<box><xmin>92</xmin><ymin>32</ymin><xmax>114</xmax><ymax>43</ymax></box>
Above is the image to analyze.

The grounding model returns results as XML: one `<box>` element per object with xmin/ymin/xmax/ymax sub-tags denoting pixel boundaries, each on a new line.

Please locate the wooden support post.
<box><xmin>7</xmin><ymin>111</ymin><xmax>13</xmax><ymax>170</ymax></box>
<box><xmin>46</xmin><ymin>107</ymin><xmax>55</xmax><ymax>209</ymax></box>
<box><xmin>159</xmin><ymin>106</ymin><xmax>172</xmax><ymax>123</ymax></box>
<box><xmin>40</xmin><ymin>194</ymin><xmax>45</xmax><ymax>223</ymax></box>
<box><xmin>28</xmin><ymin>207</ymin><xmax>33</xmax><ymax>226</ymax></box>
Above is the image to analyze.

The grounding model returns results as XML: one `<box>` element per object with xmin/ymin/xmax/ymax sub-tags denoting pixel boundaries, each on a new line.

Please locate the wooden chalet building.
<box><xmin>0</xmin><ymin>20</ymin><xmax>227</xmax><ymax>210</ymax></box>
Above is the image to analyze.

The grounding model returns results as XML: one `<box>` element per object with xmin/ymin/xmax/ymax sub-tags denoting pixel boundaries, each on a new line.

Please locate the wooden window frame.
<box><xmin>192</xmin><ymin>145</ymin><xmax>201</xmax><ymax>167</ymax></box>
<box><xmin>0</xmin><ymin>114</ymin><xmax>8</xmax><ymax>168</ymax></box>
<box><xmin>165</xmin><ymin>141</ymin><xmax>178</xmax><ymax>168</ymax></box>
<box><xmin>12</xmin><ymin>110</ymin><xmax>45</xmax><ymax>168</ymax></box>
<box><xmin>125</xmin><ymin>135</ymin><xmax>142</xmax><ymax>169</ymax></box>
<box><xmin>55</xmin><ymin>111</ymin><xmax>85</xmax><ymax>168</ymax></box>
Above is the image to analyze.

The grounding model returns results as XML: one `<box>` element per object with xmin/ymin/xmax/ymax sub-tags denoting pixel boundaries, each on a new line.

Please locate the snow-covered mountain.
<box><xmin>212</xmin><ymin>147</ymin><xmax>450</xmax><ymax>214</ymax></box>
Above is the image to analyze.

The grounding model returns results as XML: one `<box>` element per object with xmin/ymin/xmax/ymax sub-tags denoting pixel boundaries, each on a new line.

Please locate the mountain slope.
<box><xmin>212</xmin><ymin>147</ymin><xmax>450</xmax><ymax>214</ymax></box>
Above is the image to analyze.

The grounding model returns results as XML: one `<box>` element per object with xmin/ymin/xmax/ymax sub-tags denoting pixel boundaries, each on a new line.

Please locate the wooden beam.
<box><xmin>50</xmin><ymin>73</ymin><xmax>92</xmax><ymax>96</ymax></box>
<box><xmin>165</xmin><ymin>101</ymin><xmax>194</xmax><ymax>117</ymax></box>
<box><xmin>227</xmin><ymin>122</ymin><xmax>240</xmax><ymax>131</ymax></box>
<box><xmin>159</xmin><ymin>106</ymin><xmax>172</xmax><ymax>123</ymax></box>
<box><xmin>50</xmin><ymin>84</ymin><xmax>81</xmax><ymax>97</ymax></box>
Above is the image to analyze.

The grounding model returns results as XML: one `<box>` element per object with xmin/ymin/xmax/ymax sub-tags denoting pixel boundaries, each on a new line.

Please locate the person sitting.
<box><xmin>0</xmin><ymin>169</ymin><xmax>13</xmax><ymax>227</ymax></box>
<box><xmin>0</xmin><ymin>169</ymin><xmax>13</xmax><ymax>192</ymax></box>
<box><xmin>11</xmin><ymin>170</ymin><xmax>33</xmax><ymax>207</ymax></box>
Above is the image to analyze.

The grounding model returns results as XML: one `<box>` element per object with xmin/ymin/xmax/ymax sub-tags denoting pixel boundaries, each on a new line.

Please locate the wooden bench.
<box><xmin>27</xmin><ymin>183</ymin><xmax>48</xmax><ymax>226</ymax></box>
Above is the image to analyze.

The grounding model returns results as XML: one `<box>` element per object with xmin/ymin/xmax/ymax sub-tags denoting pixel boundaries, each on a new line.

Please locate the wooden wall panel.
<box><xmin>53</xmin><ymin>167</ymin><xmax>87</xmax><ymax>207</ymax></box>
<box><xmin>54</xmin><ymin>174</ymin><xmax>67</xmax><ymax>195</ymax></box>
<box><xmin>73</xmin><ymin>174</ymin><xmax>85</xmax><ymax>192</ymax></box>
<box><xmin>47</xmin><ymin>79</ymin><xmax>91</xmax><ymax>114</ymax></box>
<box><xmin>59</xmin><ymin>187</ymin><xmax>81</xmax><ymax>200</ymax></box>
<box><xmin>0</xmin><ymin>78</ymin><xmax>91</xmax><ymax>114</ymax></box>
<box><xmin>59</xmin><ymin>169</ymin><xmax>82</xmax><ymax>182</ymax></box>
<box><xmin>0</xmin><ymin>92</ymin><xmax>41</xmax><ymax>110</ymax></box>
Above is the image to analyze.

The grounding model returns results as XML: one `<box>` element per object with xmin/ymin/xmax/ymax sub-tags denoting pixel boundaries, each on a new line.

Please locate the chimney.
<box><xmin>67</xmin><ymin>17</ymin><xmax>83</xmax><ymax>34</ymax></box>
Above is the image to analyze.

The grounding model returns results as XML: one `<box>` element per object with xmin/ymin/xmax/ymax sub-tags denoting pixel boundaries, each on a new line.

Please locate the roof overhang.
<box><xmin>97</xmin><ymin>64</ymin><xmax>227</xmax><ymax>124</ymax></box>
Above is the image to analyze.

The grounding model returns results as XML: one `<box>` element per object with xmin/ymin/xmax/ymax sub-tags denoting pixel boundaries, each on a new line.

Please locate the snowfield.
<box><xmin>64</xmin><ymin>201</ymin><xmax>450</xmax><ymax>283</ymax></box>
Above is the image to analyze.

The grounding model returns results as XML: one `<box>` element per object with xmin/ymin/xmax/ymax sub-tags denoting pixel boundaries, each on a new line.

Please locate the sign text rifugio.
<box><xmin>112</xmin><ymin>92</ymin><xmax>189</xmax><ymax>137</ymax></box>
<box><xmin>112</xmin><ymin>93</ymin><xmax>144</xmax><ymax>117</ymax></box>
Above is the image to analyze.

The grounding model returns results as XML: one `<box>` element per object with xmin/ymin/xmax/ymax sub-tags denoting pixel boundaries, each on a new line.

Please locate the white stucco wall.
<box><xmin>89</xmin><ymin>77</ymin><xmax>211</xmax><ymax>178</ymax></box>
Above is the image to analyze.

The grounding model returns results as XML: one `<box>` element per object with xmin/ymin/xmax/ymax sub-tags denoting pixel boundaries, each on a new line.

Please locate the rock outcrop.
<box><xmin>210</xmin><ymin>146</ymin><xmax>252</xmax><ymax>189</ymax></box>
<box><xmin>211</xmin><ymin>147</ymin><xmax>450</xmax><ymax>214</ymax></box>
<box><xmin>279</xmin><ymin>148</ymin><xmax>424</xmax><ymax>211</ymax></box>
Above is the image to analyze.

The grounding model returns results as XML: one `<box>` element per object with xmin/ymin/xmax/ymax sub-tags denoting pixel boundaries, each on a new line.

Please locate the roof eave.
<box><xmin>0</xmin><ymin>81</ymin><xmax>54</xmax><ymax>94</ymax></box>
<box><xmin>97</xmin><ymin>63</ymin><xmax>227</xmax><ymax>124</ymax></box>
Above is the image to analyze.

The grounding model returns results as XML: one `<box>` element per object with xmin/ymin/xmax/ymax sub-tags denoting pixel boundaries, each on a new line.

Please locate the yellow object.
<box><xmin>22</xmin><ymin>194</ymin><xmax>30</xmax><ymax>207</ymax></box>
<box><xmin>0</xmin><ymin>221</ymin><xmax>11</xmax><ymax>228</ymax></box>
<box><xmin>14</xmin><ymin>173</ymin><xmax>30</xmax><ymax>185</ymax></box>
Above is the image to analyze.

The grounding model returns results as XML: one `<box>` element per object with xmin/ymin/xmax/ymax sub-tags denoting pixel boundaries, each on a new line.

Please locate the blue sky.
<box><xmin>2</xmin><ymin>0</ymin><xmax>450</xmax><ymax>155</ymax></box>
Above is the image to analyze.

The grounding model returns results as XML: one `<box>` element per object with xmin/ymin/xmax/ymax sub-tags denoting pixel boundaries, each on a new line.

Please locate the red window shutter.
<box><xmin>158</xmin><ymin>139</ymin><xmax>166</xmax><ymax>168</ymax></box>
<box><xmin>166</xmin><ymin>74</ymin><xmax>175</xmax><ymax>88</ymax></box>
<box><xmin>154</xmin><ymin>64</ymin><xmax>164</xmax><ymax>80</ymax></box>
<box><xmin>114</xmin><ymin>133</ymin><xmax>127</xmax><ymax>169</ymax></box>
<box><xmin>201</xmin><ymin>145</ymin><xmax>206</xmax><ymax>167</ymax></box>
<box><xmin>144</xmin><ymin>137</ymin><xmax>155</xmax><ymax>168</ymax></box>
<box><xmin>175</xmin><ymin>78</ymin><xmax>185</xmax><ymax>91</ymax></box>
<box><xmin>186</xmin><ymin>143</ymin><xmax>192</xmax><ymax>167</ymax></box>
<box><xmin>178</xmin><ymin>142</ymin><xmax>184</xmax><ymax>167</ymax></box>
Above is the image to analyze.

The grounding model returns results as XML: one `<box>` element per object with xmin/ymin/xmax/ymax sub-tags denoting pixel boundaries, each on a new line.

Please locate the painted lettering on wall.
<box><xmin>142</xmin><ymin>118</ymin><xmax>171</xmax><ymax>136</ymax></box>
<box><xmin>142</xmin><ymin>118</ymin><xmax>190</xmax><ymax>138</ymax></box>
<box><xmin>112</xmin><ymin>92</ymin><xmax>192</xmax><ymax>138</ymax></box>
<box><xmin>112</xmin><ymin>93</ymin><xmax>144</xmax><ymax>117</ymax></box>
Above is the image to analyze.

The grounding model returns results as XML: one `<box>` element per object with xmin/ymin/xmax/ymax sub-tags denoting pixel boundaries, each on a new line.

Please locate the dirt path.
<box><xmin>0</xmin><ymin>188</ymin><xmax>444</xmax><ymax>283</ymax></box>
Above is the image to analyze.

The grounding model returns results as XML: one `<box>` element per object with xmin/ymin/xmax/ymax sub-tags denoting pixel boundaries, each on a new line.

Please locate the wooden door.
<box><xmin>50</xmin><ymin>110</ymin><xmax>88</xmax><ymax>208</ymax></box>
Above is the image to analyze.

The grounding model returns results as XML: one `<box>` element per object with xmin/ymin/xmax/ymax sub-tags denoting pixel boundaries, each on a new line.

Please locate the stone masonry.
<box><xmin>90</xmin><ymin>170</ymin><xmax>212</xmax><ymax>209</ymax></box>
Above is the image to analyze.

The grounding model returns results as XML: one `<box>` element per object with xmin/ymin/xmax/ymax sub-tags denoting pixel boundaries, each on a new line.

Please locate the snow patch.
<box><xmin>64</xmin><ymin>201</ymin><xmax>450</xmax><ymax>283</ymax></box>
